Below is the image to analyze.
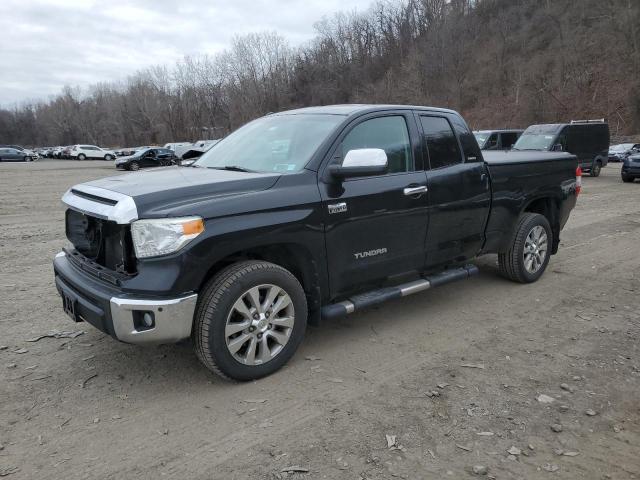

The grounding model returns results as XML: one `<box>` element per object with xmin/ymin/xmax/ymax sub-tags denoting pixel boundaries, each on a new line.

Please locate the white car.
<box><xmin>71</xmin><ymin>145</ymin><xmax>116</xmax><ymax>161</ymax></box>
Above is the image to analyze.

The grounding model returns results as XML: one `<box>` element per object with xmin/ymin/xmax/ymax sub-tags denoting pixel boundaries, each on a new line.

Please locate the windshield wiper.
<box><xmin>209</xmin><ymin>165</ymin><xmax>255</xmax><ymax>173</ymax></box>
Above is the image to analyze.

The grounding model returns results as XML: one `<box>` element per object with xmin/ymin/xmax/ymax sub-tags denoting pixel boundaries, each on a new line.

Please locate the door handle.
<box><xmin>403</xmin><ymin>185</ymin><xmax>428</xmax><ymax>196</ymax></box>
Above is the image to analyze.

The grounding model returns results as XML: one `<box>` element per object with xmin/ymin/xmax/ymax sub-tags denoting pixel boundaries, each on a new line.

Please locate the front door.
<box><xmin>418</xmin><ymin>114</ymin><xmax>491</xmax><ymax>270</ymax></box>
<box><xmin>319</xmin><ymin>113</ymin><xmax>429</xmax><ymax>298</ymax></box>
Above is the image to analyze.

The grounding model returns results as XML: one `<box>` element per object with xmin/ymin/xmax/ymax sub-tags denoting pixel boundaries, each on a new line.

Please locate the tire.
<box><xmin>23</xmin><ymin>156</ymin><xmax>28</xmax><ymax>162</ymax></box>
<box><xmin>498</xmin><ymin>213</ymin><xmax>552</xmax><ymax>284</ymax></box>
<box><xmin>193</xmin><ymin>260</ymin><xmax>307</xmax><ymax>381</ymax></box>
<box><xmin>129</xmin><ymin>161</ymin><xmax>140</xmax><ymax>171</ymax></box>
<box><xmin>77</xmin><ymin>154</ymin><xmax>86</xmax><ymax>161</ymax></box>
<box><xmin>104</xmin><ymin>154</ymin><xmax>114</xmax><ymax>161</ymax></box>
<box><xmin>590</xmin><ymin>161</ymin><xmax>601</xmax><ymax>177</ymax></box>
<box><xmin>622</xmin><ymin>174</ymin><xmax>634</xmax><ymax>183</ymax></box>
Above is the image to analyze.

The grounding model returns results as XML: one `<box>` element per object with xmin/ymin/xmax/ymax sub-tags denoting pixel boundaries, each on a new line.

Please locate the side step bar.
<box><xmin>321</xmin><ymin>264</ymin><xmax>479</xmax><ymax>320</ymax></box>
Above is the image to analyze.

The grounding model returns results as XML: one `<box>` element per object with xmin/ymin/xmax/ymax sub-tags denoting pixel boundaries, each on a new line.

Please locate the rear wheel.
<box><xmin>193</xmin><ymin>261</ymin><xmax>307</xmax><ymax>381</ymax></box>
<box><xmin>499</xmin><ymin>213</ymin><xmax>552</xmax><ymax>284</ymax></box>
<box><xmin>77</xmin><ymin>153</ymin><xmax>86</xmax><ymax>161</ymax></box>
<box><xmin>590</xmin><ymin>161</ymin><xmax>601</xmax><ymax>177</ymax></box>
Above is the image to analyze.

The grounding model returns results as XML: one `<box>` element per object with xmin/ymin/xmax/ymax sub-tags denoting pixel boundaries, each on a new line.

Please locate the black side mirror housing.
<box><xmin>329</xmin><ymin>163</ymin><xmax>388</xmax><ymax>179</ymax></box>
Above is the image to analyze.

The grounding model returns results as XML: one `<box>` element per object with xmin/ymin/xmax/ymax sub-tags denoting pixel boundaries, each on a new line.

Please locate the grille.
<box><xmin>65</xmin><ymin>209</ymin><xmax>137</xmax><ymax>274</ymax></box>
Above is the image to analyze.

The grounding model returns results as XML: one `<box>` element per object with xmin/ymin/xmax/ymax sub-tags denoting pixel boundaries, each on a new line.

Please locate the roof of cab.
<box><xmin>274</xmin><ymin>104</ymin><xmax>459</xmax><ymax>117</ymax></box>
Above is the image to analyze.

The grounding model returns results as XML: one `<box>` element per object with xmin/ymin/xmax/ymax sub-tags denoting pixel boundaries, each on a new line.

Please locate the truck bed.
<box><xmin>481</xmin><ymin>150</ymin><xmax>578</xmax><ymax>255</ymax></box>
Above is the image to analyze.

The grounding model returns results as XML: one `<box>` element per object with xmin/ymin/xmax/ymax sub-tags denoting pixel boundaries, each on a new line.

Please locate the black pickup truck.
<box><xmin>53</xmin><ymin>105</ymin><xmax>580</xmax><ymax>380</ymax></box>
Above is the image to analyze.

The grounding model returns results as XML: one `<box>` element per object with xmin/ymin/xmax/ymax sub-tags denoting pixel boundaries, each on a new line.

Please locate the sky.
<box><xmin>0</xmin><ymin>0</ymin><xmax>372</xmax><ymax>106</ymax></box>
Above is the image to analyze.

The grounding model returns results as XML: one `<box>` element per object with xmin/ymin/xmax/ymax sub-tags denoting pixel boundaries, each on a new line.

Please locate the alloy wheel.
<box><xmin>224</xmin><ymin>284</ymin><xmax>294</xmax><ymax>366</ymax></box>
<box><xmin>523</xmin><ymin>225</ymin><xmax>548</xmax><ymax>274</ymax></box>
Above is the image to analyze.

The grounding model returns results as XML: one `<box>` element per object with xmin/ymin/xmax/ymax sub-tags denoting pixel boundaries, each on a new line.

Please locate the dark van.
<box><xmin>474</xmin><ymin>129</ymin><xmax>523</xmax><ymax>150</ymax></box>
<box><xmin>513</xmin><ymin>120</ymin><xmax>609</xmax><ymax>176</ymax></box>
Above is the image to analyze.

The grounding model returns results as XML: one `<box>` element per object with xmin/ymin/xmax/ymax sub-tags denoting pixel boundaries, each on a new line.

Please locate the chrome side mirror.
<box><xmin>329</xmin><ymin>148</ymin><xmax>388</xmax><ymax>178</ymax></box>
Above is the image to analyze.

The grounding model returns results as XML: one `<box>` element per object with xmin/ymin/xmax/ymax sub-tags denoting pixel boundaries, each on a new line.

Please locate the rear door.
<box><xmin>319</xmin><ymin>112</ymin><xmax>429</xmax><ymax>297</ymax></box>
<box><xmin>418</xmin><ymin>114</ymin><xmax>491</xmax><ymax>269</ymax></box>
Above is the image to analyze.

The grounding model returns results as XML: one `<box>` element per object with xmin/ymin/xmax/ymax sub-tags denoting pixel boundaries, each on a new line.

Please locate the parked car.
<box><xmin>608</xmin><ymin>143</ymin><xmax>640</xmax><ymax>162</ymax></box>
<box><xmin>115</xmin><ymin>147</ymin><xmax>177</xmax><ymax>170</ymax></box>
<box><xmin>0</xmin><ymin>147</ymin><xmax>36</xmax><ymax>162</ymax></box>
<box><xmin>71</xmin><ymin>145</ymin><xmax>116</xmax><ymax>161</ymax></box>
<box><xmin>621</xmin><ymin>153</ymin><xmax>640</xmax><ymax>182</ymax></box>
<box><xmin>54</xmin><ymin>104</ymin><xmax>580</xmax><ymax>381</ymax></box>
<box><xmin>513</xmin><ymin>119</ymin><xmax>609</xmax><ymax>176</ymax></box>
<box><xmin>473</xmin><ymin>129</ymin><xmax>523</xmax><ymax>150</ymax></box>
<box><xmin>61</xmin><ymin>146</ymin><xmax>74</xmax><ymax>159</ymax></box>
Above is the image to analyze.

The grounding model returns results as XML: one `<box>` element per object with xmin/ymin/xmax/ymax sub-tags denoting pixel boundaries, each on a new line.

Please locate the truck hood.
<box><xmin>81</xmin><ymin>166</ymin><xmax>281</xmax><ymax>217</ymax></box>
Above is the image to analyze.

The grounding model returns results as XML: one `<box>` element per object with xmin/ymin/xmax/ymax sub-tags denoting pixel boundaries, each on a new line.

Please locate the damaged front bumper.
<box><xmin>53</xmin><ymin>251</ymin><xmax>197</xmax><ymax>345</ymax></box>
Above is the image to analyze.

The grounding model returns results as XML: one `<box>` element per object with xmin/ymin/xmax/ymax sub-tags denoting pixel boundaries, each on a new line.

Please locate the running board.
<box><xmin>321</xmin><ymin>264</ymin><xmax>479</xmax><ymax>319</ymax></box>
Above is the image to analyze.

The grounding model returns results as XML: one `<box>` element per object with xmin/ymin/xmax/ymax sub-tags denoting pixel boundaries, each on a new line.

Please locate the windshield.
<box><xmin>474</xmin><ymin>133</ymin><xmax>489</xmax><ymax>147</ymax></box>
<box><xmin>195</xmin><ymin>114</ymin><xmax>343</xmax><ymax>172</ymax></box>
<box><xmin>513</xmin><ymin>133</ymin><xmax>557</xmax><ymax>151</ymax></box>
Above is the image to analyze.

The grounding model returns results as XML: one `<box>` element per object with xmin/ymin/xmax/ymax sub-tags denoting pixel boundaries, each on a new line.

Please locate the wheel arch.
<box><xmin>522</xmin><ymin>196</ymin><xmax>560</xmax><ymax>254</ymax></box>
<box><xmin>198</xmin><ymin>242</ymin><xmax>322</xmax><ymax>325</ymax></box>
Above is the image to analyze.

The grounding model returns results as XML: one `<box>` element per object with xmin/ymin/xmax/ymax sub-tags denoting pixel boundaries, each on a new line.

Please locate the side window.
<box><xmin>420</xmin><ymin>116</ymin><xmax>462</xmax><ymax>169</ymax></box>
<box><xmin>341</xmin><ymin>116</ymin><xmax>412</xmax><ymax>174</ymax></box>
<box><xmin>563</xmin><ymin>126</ymin><xmax>578</xmax><ymax>152</ymax></box>
<box><xmin>448</xmin><ymin>114</ymin><xmax>481</xmax><ymax>162</ymax></box>
<box><xmin>501</xmin><ymin>133</ymin><xmax>518</xmax><ymax>149</ymax></box>
<box><xmin>485</xmin><ymin>133</ymin><xmax>499</xmax><ymax>149</ymax></box>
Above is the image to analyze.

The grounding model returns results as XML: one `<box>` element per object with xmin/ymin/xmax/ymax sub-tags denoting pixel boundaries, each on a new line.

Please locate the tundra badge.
<box><xmin>354</xmin><ymin>248</ymin><xmax>388</xmax><ymax>260</ymax></box>
<box><xmin>328</xmin><ymin>202</ymin><xmax>347</xmax><ymax>214</ymax></box>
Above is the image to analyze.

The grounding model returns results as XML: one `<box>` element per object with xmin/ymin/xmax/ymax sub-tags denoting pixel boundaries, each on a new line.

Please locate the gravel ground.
<box><xmin>0</xmin><ymin>160</ymin><xmax>638</xmax><ymax>480</ymax></box>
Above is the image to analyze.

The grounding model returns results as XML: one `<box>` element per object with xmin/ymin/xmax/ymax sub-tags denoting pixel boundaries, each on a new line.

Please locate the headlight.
<box><xmin>131</xmin><ymin>216</ymin><xmax>204</xmax><ymax>258</ymax></box>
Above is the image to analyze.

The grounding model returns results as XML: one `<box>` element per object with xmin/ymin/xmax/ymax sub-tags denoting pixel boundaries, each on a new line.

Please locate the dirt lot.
<box><xmin>0</xmin><ymin>160</ymin><xmax>639</xmax><ymax>480</ymax></box>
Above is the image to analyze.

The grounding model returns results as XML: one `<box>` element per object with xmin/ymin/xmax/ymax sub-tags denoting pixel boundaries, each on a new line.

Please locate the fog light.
<box><xmin>133</xmin><ymin>310</ymin><xmax>155</xmax><ymax>331</ymax></box>
<box><xmin>143</xmin><ymin>312</ymin><xmax>154</xmax><ymax>327</ymax></box>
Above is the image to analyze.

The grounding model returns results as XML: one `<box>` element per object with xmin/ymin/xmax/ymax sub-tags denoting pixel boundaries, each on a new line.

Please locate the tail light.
<box><xmin>575</xmin><ymin>166</ymin><xmax>582</xmax><ymax>195</ymax></box>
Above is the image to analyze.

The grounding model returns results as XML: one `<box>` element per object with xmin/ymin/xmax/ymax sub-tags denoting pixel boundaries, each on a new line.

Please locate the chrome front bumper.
<box><xmin>110</xmin><ymin>294</ymin><xmax>198</xmax><ymax>344</ymax></box>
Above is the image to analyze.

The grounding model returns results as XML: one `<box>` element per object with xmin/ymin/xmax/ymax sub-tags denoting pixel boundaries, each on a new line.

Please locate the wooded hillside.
<box><xmin>1</xmin><ymin>0</ymin><xmax>638</xmax><ymax>147</ymax></box>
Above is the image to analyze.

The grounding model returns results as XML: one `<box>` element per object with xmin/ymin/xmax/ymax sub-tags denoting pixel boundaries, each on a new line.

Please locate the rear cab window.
<box><xmin>419</xmin><ymin>115</ymin><xmax>463</xmax><ymax>169</ymax></box>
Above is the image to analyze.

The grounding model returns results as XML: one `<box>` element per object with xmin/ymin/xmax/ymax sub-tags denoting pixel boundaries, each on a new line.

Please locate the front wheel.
<box><xmin>590</xmin><ymin>162</ymin><xmax>601</xmax><ymax>177</ymax></box>
<box><xmin>129</xmin><ymin>161</ymin><xmax>140</xmax><ymax>171</ymax></box>
<box><xmin>193</xmin><ymin>261</ymin><xmax>307</xmax><ymax>381</ymax></box>
<box><xmin>498</xmin><ymin>213</ymin><xmax>552</xmax><ymax>284</ymax></box>
<box><xmin>622</xmin><ymin>174</ymin><xmax>634</xmax><ymax>183</ymax></box>
<box><xmin>104</xmin><ymin>154</ymin><xmax>114</xmax><ymax>161</ymax></box>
